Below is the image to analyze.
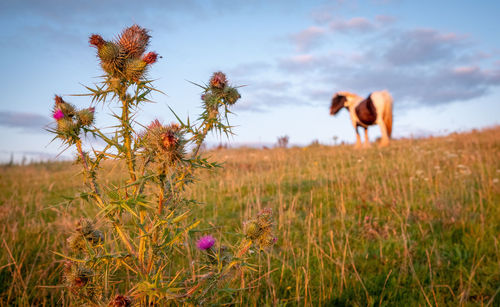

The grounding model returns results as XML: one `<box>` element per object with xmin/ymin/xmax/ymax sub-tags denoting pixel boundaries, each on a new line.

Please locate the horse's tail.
<box><xmin>382</xmin><ymin>92</ymin><xmax>393</xmax><ymax>138</ymax></box>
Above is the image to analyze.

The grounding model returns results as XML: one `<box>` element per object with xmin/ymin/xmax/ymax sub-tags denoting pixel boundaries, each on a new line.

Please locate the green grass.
<box><xmin>1</xmin><ymin>127</ymin><xmax>500</xmax><ymax>306</ymax></box>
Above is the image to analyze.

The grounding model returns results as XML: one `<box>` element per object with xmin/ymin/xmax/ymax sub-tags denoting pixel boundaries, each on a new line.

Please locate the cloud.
<box><xmin>384</xmin><ymin>28</ymin><xmax>467</xmax><ymax>66</ymax></box>
<box><xmin>290</xmin><ymin>26</ymin><xmax>327</xmax><ymax>51</ymax></box>
<box><xmin>0</xmin><ymin>110</ymin><xmax>49</xmax><ymax>132</ymax></box>
<box><xmin>329</xmin><ymin>17</ymin><xmax>375</xmax><ymax>33</ymax></box>
<box><xmin>375</xmin><ymin>15</ymin><xmax>397</xmax><ymax>25</ymax></box>
<box><xmin>277</xmin><ymin>23</ymin><xmax>500</xmax><ymax>108</ymax></box>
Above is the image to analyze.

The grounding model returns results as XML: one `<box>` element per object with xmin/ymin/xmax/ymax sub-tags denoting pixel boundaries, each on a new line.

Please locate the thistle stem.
<box><xmin>75</xmin><ymin>138</ymin><xmax>100</xmax><ymax>196</ymax></box>
<box><xmin>120</xmin><ymin>93</ymin><xmax>137</xmax><ymax>182</ymax></box>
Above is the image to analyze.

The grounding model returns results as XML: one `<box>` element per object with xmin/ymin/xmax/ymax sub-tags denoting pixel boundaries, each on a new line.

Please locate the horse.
<box><xmin>330</xmin><ymin>90</ymin><xmax>393</xmax><ymax>147</ymax></box>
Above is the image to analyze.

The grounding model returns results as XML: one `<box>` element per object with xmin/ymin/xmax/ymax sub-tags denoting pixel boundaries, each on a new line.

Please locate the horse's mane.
<box><xmin>337</xmin><ymin>91</ymin><xmax>361</xmax><ymax>99</ymax></box>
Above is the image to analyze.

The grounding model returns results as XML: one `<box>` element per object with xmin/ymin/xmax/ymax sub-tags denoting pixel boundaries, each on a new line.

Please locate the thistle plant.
<box><xmin>49</xmin><ymin>25</ymin><xmax>276</xmax><ymax>305</ymax></box>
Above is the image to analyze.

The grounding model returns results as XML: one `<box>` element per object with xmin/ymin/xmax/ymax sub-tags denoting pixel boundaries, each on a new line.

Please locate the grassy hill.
<box><xmin>1</xmin><ymin>127</ymin><xmax>499</xmax><ymax>305</ymax></box>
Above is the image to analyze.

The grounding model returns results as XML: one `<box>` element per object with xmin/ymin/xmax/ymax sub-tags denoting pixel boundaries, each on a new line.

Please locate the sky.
<box><xmin>1</xmin><ymin>0</ymin><xmax>499</xmax><ymax>162</ymax></box>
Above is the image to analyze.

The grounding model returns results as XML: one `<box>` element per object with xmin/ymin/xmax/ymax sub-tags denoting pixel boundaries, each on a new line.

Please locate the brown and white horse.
<box><xmin>330</xmin><ymin>90</ymin><xmax>393</xmax><ymax>147</ymax></box>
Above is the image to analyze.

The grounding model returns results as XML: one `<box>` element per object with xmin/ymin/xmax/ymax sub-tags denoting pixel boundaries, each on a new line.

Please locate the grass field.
<box><xmin>1</xmin><ymin>127</ymin><xmax>500</xmax><ymax>306</ymax></box>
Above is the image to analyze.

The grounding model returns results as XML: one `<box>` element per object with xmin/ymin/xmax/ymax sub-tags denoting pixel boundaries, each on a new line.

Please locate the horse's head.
<box><xmin>330</xmin><ymin>93</ymin><xmax>347</xmax><ymax>115</ymax></box>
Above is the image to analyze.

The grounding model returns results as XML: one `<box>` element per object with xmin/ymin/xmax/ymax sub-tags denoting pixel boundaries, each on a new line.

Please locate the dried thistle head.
<box><xmin>64</xmin><ymin>262</ymin><xmax>94</xmax><ymax>289</ymax></box>
<box><xmin>108</xmin><ymin>295</ymin><xmax>132</xmax><ymax>307</ymax></box>
<box><xmin>118</xmin><ymin>24</ymin><xmax>150</xmax><ymax>58</ymax></box>
<box><xmin>244</xmin><ymin>208</ymin><xmax>277</xmax><ymax>250</ymax></box>
<box><xmin>69</xmin><ymin>218</ymin><xmax>104</xmax><ymax>252</ymax></box>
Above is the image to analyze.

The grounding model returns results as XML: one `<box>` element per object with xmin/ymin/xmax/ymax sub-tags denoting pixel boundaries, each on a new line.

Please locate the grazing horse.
<box><xmin>330</xmin><ymin>90</ymin><xmax>393</xmax><ymax>147</ymax></box>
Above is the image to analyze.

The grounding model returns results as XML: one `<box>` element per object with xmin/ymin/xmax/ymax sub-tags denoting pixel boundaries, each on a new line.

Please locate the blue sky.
<box><xmin>1</xmin><ymin>0</ymin><xmax>499</xmax><ymax>161</ymax></box>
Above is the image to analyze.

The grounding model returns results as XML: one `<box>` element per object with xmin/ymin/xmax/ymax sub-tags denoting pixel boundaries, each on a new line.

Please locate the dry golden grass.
<box><xmin>1</xmin><ymin>126</ymin><xmax>500</xmax><ymax>305</ymax></box>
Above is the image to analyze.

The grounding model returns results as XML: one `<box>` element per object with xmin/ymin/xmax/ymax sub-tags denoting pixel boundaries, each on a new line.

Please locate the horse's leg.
<box><xmin>378</xmin><ymin>121</ymin><xmax>389</xmax><ymax>147</ymax></box>
<box><xmin>354</xmin><ymin>125</ymin><xmax>362</xmax><ymax>148</ymax></box>
<box><xmin>363</xmin><ymin>127</ymin><xmax>371</xmax><ymax>147</ymax></box>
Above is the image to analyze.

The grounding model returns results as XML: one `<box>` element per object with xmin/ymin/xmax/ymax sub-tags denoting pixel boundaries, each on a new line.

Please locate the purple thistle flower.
<box><xmin>197</xmin><ymin>235</ymin><xmax>215</xmax><ymax>250</ymax></box>
<box><xmin>53</xmin><ymin>109</ymin><xmax>64</xmax><ymax>120</ymax></box>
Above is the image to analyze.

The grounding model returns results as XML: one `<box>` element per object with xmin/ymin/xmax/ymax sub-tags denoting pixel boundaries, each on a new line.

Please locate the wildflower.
<box><xmin>142</xmin><ymin>51</ymin><xmax>158</xmax><ymax>64</ymax></box>
<box><xmin>53</xmin><ymin>109</ymin><xmax>64</xmax><ymax>120</ymax></box>
<box><xmin>89</xmin><ymin>34</ymin><xmax>105</xmax><ymax>48</ymax></box>
<box><xmin>209</xmin><ymin>71</ymin><xmax>227</xmax><ymax>89</ymax></box>
<box><xmin>161</xmin><ymin>130</ymin><xmax>177</xmax><ymax>148</ymax></box>
<box><xmin>54</xmin><ymin>95</ymin><xmax>76</xmax><ymax>117</ymax></box>
<box><xmin>197</xmin><ymin>235</ymin><xmax>215</xmax><ymax>250</ymax></box>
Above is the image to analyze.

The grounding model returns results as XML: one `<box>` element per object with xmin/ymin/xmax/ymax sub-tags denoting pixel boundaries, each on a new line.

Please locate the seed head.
<box><xmin>197</xmin><ymin>235</ymin><xmax>215</xmax><ymax>250</ymax></box>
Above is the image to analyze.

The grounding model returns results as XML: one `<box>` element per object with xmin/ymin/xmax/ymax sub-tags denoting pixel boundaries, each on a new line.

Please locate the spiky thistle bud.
<box><xmin>140</xmin><ymin>120</ymin><xmax>186</xmax><ymax>170</ymax></box>
<box><xmin>142</xmin><ymin>52</ymin><xmax>158</xmax><ymax>64</ymax></box>
<box><xmin>67</xmin><ymin>233</ymin><xmax>86</xmax><ymax>252</ymax></box>
<box><xmin>77</xmin><ymin>107</ymin><xmax>95</xmax><ymax>127</ymax></box>
<box><xmin>210</xmin><ymin>71</ymin><xmax>227</xmax><ymax>89</ymax></box>
<box><xmin>223</xmin><ymin>87</ymin><xmax>241</xmax><ymax>105</ymax></box>
<box><xmin>97</xmin><ymin>42</ymin><xmax>124</xmax><ymax>76</ymax></box>
<box><xmin>118</xmin><ymin>24</ymin><xmax>150</xmax><ymax>58</ymax></box>
<box><xmin>245</xmin><ymin>221</ymin><xmax>262</xmax><ymax>240</ymax></box>
<box><xmin>54</xmin><ymin>95</ymin><xmax>76</xmax><ymax>117</ymax></box>
<box><xmin>244</xmin><ymin>208</ymin><xmax>277</xmax><ymax>250</ymax></box>
<box><xmin>64</xmin><ymin>263</ymin><xmax>94</xmax><ymax>289</ymax></box>
<box><xmin>57</xmin><ymin>118</ymin><xmax>80</xmax><ymax>136</ymax></box>
<box><xmin>124</xmin><ymin>58</ymin><xmax>147</xmax><ymax>82</ymax></box>
<box><xmin>77</xmin><ymin>218</ymin><xmax>96</xmax><ymax>236</ymax></box>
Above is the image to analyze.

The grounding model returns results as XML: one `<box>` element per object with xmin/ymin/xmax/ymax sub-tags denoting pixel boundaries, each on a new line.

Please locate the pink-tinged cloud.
<box><xmin>329</xmin><ymin>17</ymin><xmax>375</xmax><ymax>32</ymax></box>
<box><xmin>290</xmin><ymin>26</ymin><xmax>327</xmax><ymax>51</ymax></box>
<box><xmin>453</xmin><ymin>66</ymin><xmax>480</xmax><ymax>74</ymax></box>
<box><xmin>375</xmin><ymin>15</ymin><xmax>396</xmax><ymax>25</ymax></box>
